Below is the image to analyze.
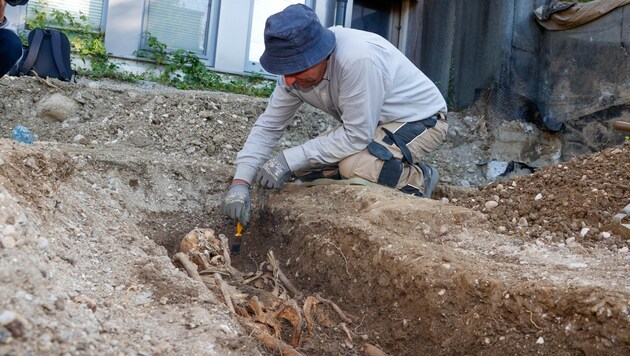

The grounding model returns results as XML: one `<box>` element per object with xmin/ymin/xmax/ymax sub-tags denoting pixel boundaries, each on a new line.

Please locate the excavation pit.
<box><xmin>141</xmin><ymin>173</ymin><xmax>630</xmax><ymax>355</ymax></box>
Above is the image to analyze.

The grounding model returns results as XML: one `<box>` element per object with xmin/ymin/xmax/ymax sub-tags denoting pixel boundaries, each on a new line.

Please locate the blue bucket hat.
<box><xmin>260</xmin><ymin>4</ymin><xmax>335</xmax><ymax>75</ymax></box>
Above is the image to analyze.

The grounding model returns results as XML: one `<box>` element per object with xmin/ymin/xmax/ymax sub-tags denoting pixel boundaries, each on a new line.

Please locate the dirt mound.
<box><xmin>445</xmin><ymin>142</ymin><xmax>629</xmax><ymax>244</ymax></box>
<box><xmin>0</xmin><ymin>76</ymin><xmax>629</xmax><ymax>355</ymax></box>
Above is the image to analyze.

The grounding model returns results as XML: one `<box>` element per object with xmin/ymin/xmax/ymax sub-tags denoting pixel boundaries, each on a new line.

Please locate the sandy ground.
<box><xmin>0</xmin><ymin>76</ymin><xmax>628</xmax><ymax>355</ymax></box>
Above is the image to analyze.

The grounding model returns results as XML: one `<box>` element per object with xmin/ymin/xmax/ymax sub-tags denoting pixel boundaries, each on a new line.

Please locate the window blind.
<box><xmin>26</xmin><ymin>0</ymin><xmax>104</xmax><ymax>31</ymax></box>
<box><xmin>144</xmin><ymin>0</ymin><xmax>211</xmax><ymax>54</ymax></box>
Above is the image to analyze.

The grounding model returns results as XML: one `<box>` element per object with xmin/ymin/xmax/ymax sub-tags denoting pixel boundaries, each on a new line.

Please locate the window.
<box><xmin>26</xmin><ymin>0</ymin><xmax>105</xmax><ymax>30</ymax></box>
<box><xmin>245</xmin><ymin>0</ymin><xmax>313</xmax><ymax>73</ymax></box>
<box><xmin>143</xmin><ymin>0</ymin><xmax>212</xmax><ymax>54</ymax></box>
<box><xmin>352</xmin><ymin>0</ymin><xmax>402</xmax><ymax>46</ymax></box>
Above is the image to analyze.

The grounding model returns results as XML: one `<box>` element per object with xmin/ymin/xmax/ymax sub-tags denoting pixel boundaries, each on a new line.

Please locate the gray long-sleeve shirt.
<box><xmin>234</xmin><ymin>26</ymin><xmax>447</xmax><ymax>184</ymax></box>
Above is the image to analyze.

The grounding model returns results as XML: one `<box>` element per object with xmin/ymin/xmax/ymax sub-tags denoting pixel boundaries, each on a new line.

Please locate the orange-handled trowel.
<box><xmin>231</xmin><ymin>221</ymin><xmax>244</xmax><ymax>255</ymax></box>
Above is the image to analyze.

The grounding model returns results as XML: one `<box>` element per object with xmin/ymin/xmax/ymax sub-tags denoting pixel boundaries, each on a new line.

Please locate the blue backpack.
<box><xmin>14</xmin><ymin>28</ymin><xmax>74</xmax><ymax>81</ymax></box>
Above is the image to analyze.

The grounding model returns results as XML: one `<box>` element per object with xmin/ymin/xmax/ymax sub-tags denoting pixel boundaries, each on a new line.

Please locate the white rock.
<box><xmin>536</xmin><ymin>337</ymin><xmax>544</xmax><ymax>345</ymax></box>
<box><xmin>485</xmin><ymin>201</ymin><xmax>499</xmax><ymax>210</ymax></box>
<box><xmin>534</xmin><ymin>193</ymin><xmax>543</xmax><ymax>201</ymax></box>
<box><xmin>601</xmin><ymin>232</ymin><xmax>611</xmax><ymax>239</ymax></box>
<box><xmin>0</xmin><ymin>236</ymin><xmax>16</xmax><ymax>249</ymax></box>
<box><xmin>567</xmin><ymin>262</ymin><xmax>588</xmax><ymax>270</ymax></box>
<box><xmin>565</xmin><ymin>237</ymin><xmax>576</xmax><ymax>244</ymax></box>
<box><xmin>580</xmin><ymin>228</ymin><xmax>589</xmax><ymax>237</ymax></box>
<box><xmin>619</xmin><ymin>247</ymin><xmax>629</xmax><ymax>254</ymax></box>
<box><xmin>0</xmin><ymin>311</ymin><xmax>16</xmax><ymax>325</ymax></box>
<box><xmin>37</xmin><ymin>238</ymin><xmax>49</xmax><ymax>250</ymax></box>
<box><xmin>2</xmin><ymin>225</ymin><xmax>16</xmax><ymax>237</ymax></box>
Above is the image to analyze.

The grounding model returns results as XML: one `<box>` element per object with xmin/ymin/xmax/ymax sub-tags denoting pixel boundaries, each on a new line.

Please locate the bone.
<box><xmin>246</xmin><ymin>321</ymin><xmax>303</xmax><ymax>356</ymax></box>
<box><xmin>303</xmin><ymin>296</ymin><xmax>319</xmax><ymax>332</ymax></box>
<box><xmin>363</xmin><ymin>343</ymin><xmax>390</xmax><ymax>356</ymax></box>
<box><xmin>172</xmin><ymin>252</ymin><xmax>204</xmax><ymax>284</ymax></box>
<box><xmin>215</xmin><ymin>272</ymin><xmax>235</xmax><ymax>314</ymax></box>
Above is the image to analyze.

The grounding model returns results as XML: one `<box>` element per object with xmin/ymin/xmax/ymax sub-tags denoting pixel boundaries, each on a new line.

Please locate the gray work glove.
<box><xmin>257</xmin><ymin>152</ymin><xmax>292</xmax><ymax>189</ymax></box>
<box><xmin>221</xmin><ymin>183</ymin><xmax>251</xmax><ymax>226</ymax></box>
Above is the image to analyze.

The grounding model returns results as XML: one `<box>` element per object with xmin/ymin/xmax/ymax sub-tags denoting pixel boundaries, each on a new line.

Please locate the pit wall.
<box><xmin>411</xmin><ymin>0</ymin><xmax>629</xmax><ymax>157</ymax></box>
<box><xmin>261</xmin><ymin>186</ymin><xmax>630</xmax><ymax>355</ymax></box>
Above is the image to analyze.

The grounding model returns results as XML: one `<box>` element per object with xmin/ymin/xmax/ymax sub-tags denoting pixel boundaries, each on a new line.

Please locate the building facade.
<box><xmin>6</xmin><ymin>0</ymin><xmax>418</xmax><ymax>76</ymax></box>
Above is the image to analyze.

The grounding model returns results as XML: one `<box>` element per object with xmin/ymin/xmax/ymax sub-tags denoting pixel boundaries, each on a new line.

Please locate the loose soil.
<box><xmin>0</xmin><ymin>76</ymin><xmax>628</xmax><ymax>355</ymax></box>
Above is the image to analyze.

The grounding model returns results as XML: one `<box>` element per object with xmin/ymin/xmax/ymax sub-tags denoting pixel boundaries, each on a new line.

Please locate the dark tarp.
<box><xmin>534</xmin><ymin>0</ymin><xmax>630</xmax><ymax>31</ymax></box>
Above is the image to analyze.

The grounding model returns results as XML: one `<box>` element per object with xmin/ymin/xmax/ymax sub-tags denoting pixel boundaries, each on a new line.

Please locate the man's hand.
<box><xmin>257</xmin><ymin>152</ymin><xmax>292</xmax><ymax>189</ymax></box>
<box><xmin>222</xmin><ymin>182</ymin><xmax>251</xmax><ymax>226</ymax></box>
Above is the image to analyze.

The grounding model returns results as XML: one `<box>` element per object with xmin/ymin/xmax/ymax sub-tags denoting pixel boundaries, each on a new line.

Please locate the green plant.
<box><xmin>137</xmin><ymin>33</ymin><xmax>274</xmax><ymax>96</ymax></box>
<box><xmin>20</xmin><ymin>9</ymin><xmax>273</xmax><ymax>96</ymax></box>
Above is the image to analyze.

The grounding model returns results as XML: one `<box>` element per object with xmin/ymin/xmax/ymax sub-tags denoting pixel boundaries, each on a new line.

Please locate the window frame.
<box><xmin>139</xmin><ymin>0</ymin><xmax>220</xmax><ymax>65</ymax></box>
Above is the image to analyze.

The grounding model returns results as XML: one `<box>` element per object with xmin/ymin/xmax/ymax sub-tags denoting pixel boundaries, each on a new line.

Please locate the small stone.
<box><xmin>601</xmin><ymin>232</ymin><xmax>611</xmax><ymax>239</ymax></box>
<box><xmin>37</xmin><ymin>238</ymin><xmax>49</xmax><ymax>250</ymax></box>
<box><xmin>0</xmin><ymin>236</ymin><xmax>16</xmax><ymax>249</ymax></box>
<box><xmin>0</xmin><ymin>328</ymin><xmax>11</xmax><ymax>344</ymax></box>
<box><xmin>534</xmin><ymin>193</ymin><xmax>543</xmax><ymax>201</ymax></box>
<box><xmin>619</xmin><ymin>247</ymin><xmax>629</xmax><ymax>254</ymax></box>
<box><xmin>623</xmin><ymin>204</ymin><xmax>630</xmax><ymax>215</ymax></box>
<box><xmin>73</xmin><ymin>134</ymin><xmax>88</xmax><ymax>145</ymax></box>
<box><xmin>536</xmin><ymin>337</ymin><xmax>544</xmax><ymax>345</ymax></box>
<box><xmin>580</xmin><ymin>228</ymin><xmax>590</xmax><ymax>237</ymax></box>
<box><xmin>497</xmin><ymin>226</ymin><xmax>507</xmax><ymax>233</ymax></box>
<box><xmin>438</xmin><ymin>289</ymin><xmax>446</xmax><ymax>296</ymax></box>
<box><xmin>567</xmin><ymin>262</ymin><xmax>588</xmax><ymax>269</ymax></box>
<box><xmin>565</xmin><ymin>237</ymin><xmax>576</xmax><ymax>244</ymax></box>
<box><xmin>440</xmin><ymin>197</ymin><xmax>449</xmax><ymax>204</ymax></box>
<box><xmin>485</xmin><ymin>201</ymin><xmax>499</xmax><ymax>210</ymax></box>
<box><xmin>0</xmin><ymin>311</ymin><xmax>16</xmax><ymax>326</ymax></box>
<box><xmin>517</xmin><ymin>217</ymin><xmax>528</xmax><ymax>227</ymax></box>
